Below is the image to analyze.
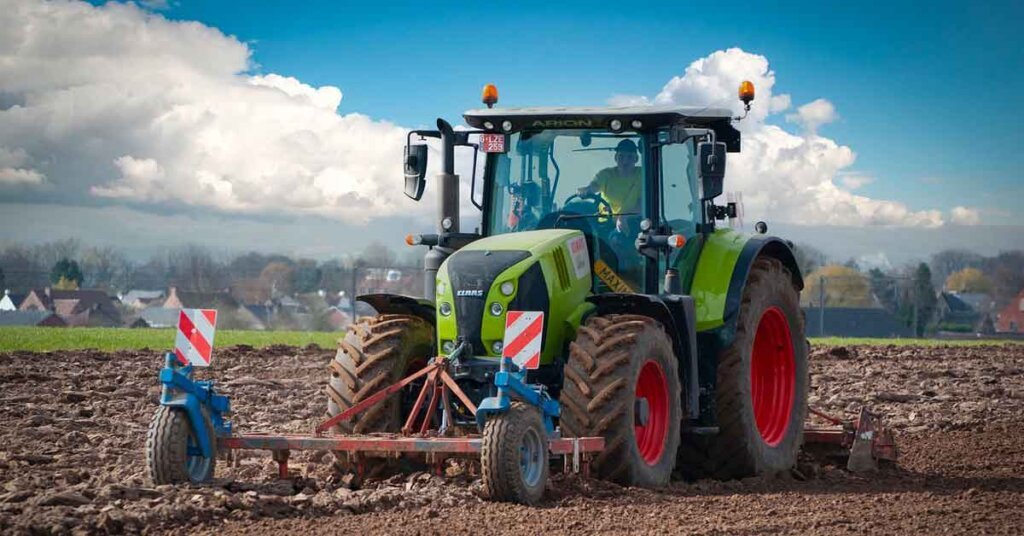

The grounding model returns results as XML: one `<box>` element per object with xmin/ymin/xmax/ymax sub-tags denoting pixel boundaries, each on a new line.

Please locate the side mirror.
<box><xmin>697</xmin><ymin>141</ymin><xmax>727</xmax><ymax>200</ymax></box>
<box><xmin>403</xmin><ymin>144</ymin><xmax>428</xmax><ymax>201</ymax></box>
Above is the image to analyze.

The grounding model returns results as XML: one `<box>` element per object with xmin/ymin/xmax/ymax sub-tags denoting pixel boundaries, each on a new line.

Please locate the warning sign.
<box><xmin>594</xmin><ymin>260</ymin><xmax>634</xmax><ymax>294</ymax></box>
<box><xmin>174</xmin><ymin>309</ymin><xmax>218</xmax><ymax>367</ymax></box>
<box><xmin>502</xmin><ymin>310</ymin><xmax>543</xmax><ymax>370</ymax></box>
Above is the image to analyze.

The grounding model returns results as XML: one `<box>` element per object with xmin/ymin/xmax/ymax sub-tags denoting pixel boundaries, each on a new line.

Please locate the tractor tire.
<box><xmin>559</xmin><ymin>314</ymin><xmax>681</xmax><ymax>487</ymax></box>
<box><xmin>481</xmin><ymin>401</ymin><xmax>549</xmax><ymax>505</ymax></box>
<box><xmin>325</xmin><ymin>314</ymin><xmax>433</xmax><ymax>477</ymax></box>
<box><xmin>146</xmin><ymin>406</ymin><xmax>216</xmax><ymax>484</ymax></box>
<box><xmin>677</xmin><ymin>257</ymin><xmax>808</xmax><ymax>480</ymax></box>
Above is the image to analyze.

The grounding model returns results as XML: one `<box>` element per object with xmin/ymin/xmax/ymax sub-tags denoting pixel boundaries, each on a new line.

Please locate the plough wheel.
<box><xmin>677</xmin><ymin>257</ymin><xmax>808</xmax><ymax>480</ymax></box>
<box><xmin>481</xmin><ymin>402</ymin><xmax>549</xmax><ymax>505</ymax></box>
<box><xmin>146</xmin><ymin>406</ymin><xmax>215</xmax><ymax>484</ymax></box>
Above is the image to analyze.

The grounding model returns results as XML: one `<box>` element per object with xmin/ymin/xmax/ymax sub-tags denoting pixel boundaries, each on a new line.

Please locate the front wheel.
<box><xmin>146</xmin><ymin>406</ymin><xmax>216</xmax><ymax>484</ymax></box>
<box><xmin>559</xmin><ymin>314</ymin><xmax>681</xmax><ymax>487</ymax></box>
<box><xmin>481</xmin><ymin>402</ymin><xmax>549</xmax><ymax>505</ymax></box>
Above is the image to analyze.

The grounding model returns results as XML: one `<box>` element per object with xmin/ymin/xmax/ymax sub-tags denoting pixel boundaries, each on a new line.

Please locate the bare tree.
<box><xmin>167</xmin><ymin>245</ymin><xmax>226</xmax><ymax>292</ymax></box>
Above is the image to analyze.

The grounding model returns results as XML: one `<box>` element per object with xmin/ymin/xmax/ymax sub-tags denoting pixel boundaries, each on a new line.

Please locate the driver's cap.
<box><xmin>615</xmin><ymin>139</ymin><xmax>638</xmax><ymax>154</ymax></box>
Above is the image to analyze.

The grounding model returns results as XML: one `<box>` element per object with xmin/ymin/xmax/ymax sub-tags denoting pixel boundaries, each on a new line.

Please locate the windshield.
<box><xmin>486</xmin><ymin>129</ymin><xmax>645</xmax><ymax>235</ymax></box>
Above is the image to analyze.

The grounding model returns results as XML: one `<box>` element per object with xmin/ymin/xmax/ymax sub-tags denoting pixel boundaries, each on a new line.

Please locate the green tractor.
<box><xmin>325</xmin><ymin>82</ymin><xmax>808</xmax><ymax>501</ymax></box>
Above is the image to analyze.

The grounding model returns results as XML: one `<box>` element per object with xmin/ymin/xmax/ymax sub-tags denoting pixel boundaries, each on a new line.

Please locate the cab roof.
<box><xmin>463</xmin><ymin>105</ymin><xmax>741</xmax><ymax>151</ymax></box>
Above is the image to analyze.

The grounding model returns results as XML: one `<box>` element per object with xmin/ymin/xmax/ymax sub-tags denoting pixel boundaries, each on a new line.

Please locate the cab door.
<box><xmin>657</xmin><ymin>139</ymin><xmax>704</xmax><ymax>293</ymax></box>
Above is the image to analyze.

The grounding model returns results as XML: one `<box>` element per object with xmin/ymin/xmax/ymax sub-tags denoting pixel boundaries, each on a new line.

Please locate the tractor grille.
<box><xmin>447</xmin><ymin>250</ymin><xmax>530</xmax><ymax>355</ymax></box>
<box><xmin>550</xmin><ymin>247</ymin><xmax>572</xmax><ymax>291</ymax></box>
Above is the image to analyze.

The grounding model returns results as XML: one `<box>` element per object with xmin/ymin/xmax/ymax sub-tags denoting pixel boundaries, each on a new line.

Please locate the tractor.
<box><xmin>324</xmin><ymin>82</ymin><xmax>811</xmax><ymax>503</ymax></box>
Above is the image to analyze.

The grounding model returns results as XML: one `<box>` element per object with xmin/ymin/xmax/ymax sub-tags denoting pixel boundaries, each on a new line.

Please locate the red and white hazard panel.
<box><xmin>502</xmin><ymin>311</ymin><xmax>543</xmax><ymax>370</ymax></box>
<box><xmin>174</xmin><ymin>309</ymin><xmax>218</xmax><ymax>367</ymax></box>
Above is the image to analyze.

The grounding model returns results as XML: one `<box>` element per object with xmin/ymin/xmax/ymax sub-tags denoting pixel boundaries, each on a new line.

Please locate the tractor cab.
<box><xmin>463</xmin><ymin>106</ymin><xmax>741</xmax><ymax>295</ymax></box>
<box><xmin>403</xmin><ymin>97</ymin><xmax>742</xmax><ymax>300</ymax></box>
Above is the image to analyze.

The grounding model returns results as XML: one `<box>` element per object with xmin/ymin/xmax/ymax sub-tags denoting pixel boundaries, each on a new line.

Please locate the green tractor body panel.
<box><xmin>435</xmin><ymin>229</ymin><xmax>591</xmax><ymax>364</ymax></box>
<box><xmin>689</xmin><ymin>228</ymin><xmax>749</xmax><ymax>332</ymax></box>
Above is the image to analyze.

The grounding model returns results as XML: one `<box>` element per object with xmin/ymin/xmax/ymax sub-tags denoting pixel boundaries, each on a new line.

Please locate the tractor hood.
<box><xmin>435</xmin><ymin>229</ymin><xmax>592</xmax><ymax>362</ymax></box>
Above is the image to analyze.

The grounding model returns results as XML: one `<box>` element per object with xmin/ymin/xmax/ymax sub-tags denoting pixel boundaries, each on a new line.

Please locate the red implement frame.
<box><xmin>218</xmin><ymin>355</ymin><xmax>604</xmax><ymax>479</ymax></box>
<box><xmin>803</xmin><ymin>406</ymin><xmax>898</xmax><ymax>472</ymax></box>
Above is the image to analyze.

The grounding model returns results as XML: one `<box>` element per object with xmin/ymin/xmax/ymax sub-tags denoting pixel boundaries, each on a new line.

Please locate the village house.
<box><xmin>18</xmin><ymin>287</ymin><xmax>121</xmax><ymax>327</ymax></box>
<box><xmin>0</xmin><ymin>310</ymin><xmax>67</xmax><ymax>327</ymax></box>
<box><xmin>0</xmin><ymin>289</ymin><xmax>25</xmax><ymax>311</ymax></box>
<box><xmin>996</xmin><ymin>289</ymin><xmax>1024</xmax><ymax>333</ymax></box>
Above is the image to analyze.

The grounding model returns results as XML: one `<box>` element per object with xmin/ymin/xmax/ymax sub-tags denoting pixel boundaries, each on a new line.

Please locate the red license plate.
<box><xmin>480</xmin><ymin>133</ymin><xmax>507</xmax><ymax>153</ymax></box>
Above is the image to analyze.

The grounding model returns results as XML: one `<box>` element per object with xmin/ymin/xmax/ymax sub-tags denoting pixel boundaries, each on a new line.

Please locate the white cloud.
<box><xmin>0</xmin><ymin>0</ymin><xmax>428</xmax><ymax>224</ymax></box>
<box><xmin>786</xmin><ymin>98</ymin><xmax>838</xmax><ymax>134</ymax></box>
<box><xmin>950</xmin><ymin>206</ymin><xmax>981</xmax><ymax>225</ymax></box>
<box><xmin>0</xmin><ymin>146</ymin><xmax>45</xmax><ymax>185</ymax></box>
<box><xmin>627</xmin><ymin>48</ymin><xmax>945</xmax><ymax>228</ymax></box>
<box><xmin>838</xmin><ymin>172</ymin><xmax>874</xmax><ymax>190</ymax></box>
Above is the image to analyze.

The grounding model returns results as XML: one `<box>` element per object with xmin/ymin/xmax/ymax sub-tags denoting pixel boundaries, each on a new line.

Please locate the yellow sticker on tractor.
<box><xmin>594</xmin><ymin>259</ymin><xmax>634</xmax><ymax>294</ymax></box>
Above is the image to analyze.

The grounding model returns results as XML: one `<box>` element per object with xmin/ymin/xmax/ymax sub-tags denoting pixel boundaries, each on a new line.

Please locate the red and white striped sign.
<box><xmin>174</xmin><ymin>309</ymin><xmax>218</xmax><ymax>367</ymax></box>
<box><xmin>502</xmin><ymin>310</ymin><xmax>543</xmax><ymax>370</ymax></box>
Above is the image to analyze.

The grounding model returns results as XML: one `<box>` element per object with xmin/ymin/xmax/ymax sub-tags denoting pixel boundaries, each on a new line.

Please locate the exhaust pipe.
<box><xmin>424</xmin><ymin>118</ymin><xmax>460</xmax><ymax>302</ymax></box>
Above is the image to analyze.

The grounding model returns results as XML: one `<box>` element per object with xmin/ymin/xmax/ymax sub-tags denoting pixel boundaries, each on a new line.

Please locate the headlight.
<box><xmin>489</xmin><ymin>302</ymin><xmax>503</xmax><ymax>316</ymax></box>
<box><xmin>436</xmin><ymin>280</ymin><xmax>446</xmax><ymax>296</ymax></box>
<box><xmin>442</xmin><ymin>340</ymin><xmax>455</xmax><ymax>354</ymax></box>
<box><xmin>501</xmin><ymin>120</ymin><xmax>513</xmax><ymax>132</ymax></box>
<box><xmin>499</xmin><ymin>281</ymin><xmax>515</xmax><ymax>296</ymax></box>
<box><xmin>491</xmin><ymin>341</ymin><xmax>504</xmax><ymax>355</ymax></box>
<box><xmin>439</xmin><ymin>302</ymin><xmax>452</xmax><ymax>316</ymax></box>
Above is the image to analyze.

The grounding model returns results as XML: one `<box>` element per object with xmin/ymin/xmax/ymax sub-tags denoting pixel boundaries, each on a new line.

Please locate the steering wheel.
<box><xmin>562</xmin><ymin>191</ymin><xmax>614</xmax><ymax>216</ymax></box>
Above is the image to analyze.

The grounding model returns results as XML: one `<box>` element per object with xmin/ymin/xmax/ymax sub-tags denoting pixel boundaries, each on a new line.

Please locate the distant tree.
<box><xmin>50</xmin><ymin>258</ymin><xmax>84</xmax><ymax>287</ymax></box>
<box><xmin>361</xmin><ymin>241</ymin><xmax>396</xmax><ymax>267</ymax></box>
<box><xmin>944</xmin><ymin>268</ymin><xmax>994</xmax><ymax>294</ymax></box>
<box><xmin>929</xmin><ymin>249</ymin><xmax>984</xmax><ymax>287</ymax></box>
<box><xmin>290</xmin><ymin>259</ymin><xmax>322</xmax><ymax>294</ymax></box>
<box><xmin>52</xmin><ymin>275</ymin><xmax>79</xmax><ymax>290</ymax></box>
<box><xmin>801</xmin><ymin>265</ymin><xmax>874</xmax><ymax>308</ymax></box>
<box><xmin>984</xmin><ymin>251</ymin><xmax>1024</xmax><ymax>307</ymax></box>
<box><xmin>35</xmin><ymin>239</ymin><xmax>81</xmax><ymax>274</ymax></box>
<box><xmin>868</xmin><ymin>268</ymin><xmax>900</xmax><ymax>312</ymax></box>
<box><xmin>792</xmin><ymin>242</ymin><xmax>827</xmax><ymax>277</ymax></box>
<box><xmin>318</xmin><ymin>259</ymin><xmax>351</xmax><ymax>295</ymax></box>
<box><xmin>260</xmin><ymin>262</ymin><xmax>294</xmax><ymax>298</ymax></box>
<box><xmin>80</xmin><ymin>246</ymin><xmax>133</xmax><ymax>292</ymax></box>
<box><xmin>901</xmin><ymin>262</ymin><xmax>938</xmax><ymax>337</ymax></box>
<box><xmin>0</xmin><ymin>266</ymin><xmax>5</xmax><ymax>290</ymax></box>
<box><xmin>167</xmin><ymin>245</ymin><xmax>225</xmax><ymax>291</ymax></box>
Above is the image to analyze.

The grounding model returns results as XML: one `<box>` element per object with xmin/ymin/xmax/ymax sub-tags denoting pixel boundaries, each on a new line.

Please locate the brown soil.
<box><xmin>1</xmin><ymin>343</ymin><xmax>1022</xmax><ymax>535</ymax></box>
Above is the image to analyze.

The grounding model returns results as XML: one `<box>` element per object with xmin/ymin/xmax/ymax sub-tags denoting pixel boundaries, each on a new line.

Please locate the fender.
<box><xmin>691</xmin><ymin>229</ymin><xmax>802</xmax><ymax>334</ymax></box>
<box><xmin>722</xmin><ymin>235</ymin><xmax>803</xmax><ymax>338</ymax></box>
<box><xmin>358</xmin><ymin>293</ymin><xmax>436</xmax><ymax>326</ymax></box>
<box><xmin>586</xmin><ymin>293</ymin><xmax>700</xmax><ymax>419</ymax></box>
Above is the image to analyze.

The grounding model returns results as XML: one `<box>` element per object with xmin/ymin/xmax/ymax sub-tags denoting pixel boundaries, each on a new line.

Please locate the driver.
<box><xmin>578</xmin><ymin>139</ymin><xmax>642</xmax><ymax>216</ymax></box>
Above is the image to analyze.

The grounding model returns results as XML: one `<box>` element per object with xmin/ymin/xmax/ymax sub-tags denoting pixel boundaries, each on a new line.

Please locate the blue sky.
<box><xmin>154</xmin><ymin>0</ymin><xmax>1024</xmax><ymax>222</ymax></box>
<box><xmin>4</xmin><ymin>0</ymin><xmax>1023</xmax><ymax>262</ymax></box>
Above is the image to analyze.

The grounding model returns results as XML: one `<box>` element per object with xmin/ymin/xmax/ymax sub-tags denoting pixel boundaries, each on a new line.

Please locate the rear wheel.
<box><xmin>325</xmin><ymin>314</ymin><xmax>433</xmax><ymax>477</ymax></box>
<box><xmin>677</xmin><ymin>257</ymin><xmax>807</xmax><ymax>480</ymax></box>
<box><xmin>559</xmin><ymin>314</ymin><xmax>681</xmax><ymax>487</ymax></box>
<box><xmin>481</xmin><ymin>402</ymin><xmax>549</xmax><ymax>505</ymax></box>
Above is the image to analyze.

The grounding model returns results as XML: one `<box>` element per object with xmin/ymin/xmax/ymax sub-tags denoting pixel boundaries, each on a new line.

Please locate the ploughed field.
<box><xmin>1</xmin><ymin>343</ymin><xmax>1022</xmax><ymax>535</ymax></box>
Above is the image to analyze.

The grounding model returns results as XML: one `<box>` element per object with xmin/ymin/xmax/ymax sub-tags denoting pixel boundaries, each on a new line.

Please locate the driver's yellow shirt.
<box><xmin>591</xmin><ymin>166</ymin><xmax>642</xmax><ymax>214</ymax></box>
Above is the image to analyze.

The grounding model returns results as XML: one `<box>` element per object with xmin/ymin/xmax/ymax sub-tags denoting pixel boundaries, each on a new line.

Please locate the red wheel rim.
<box><xmin>750</xmin><ymin>306</ymin><xmax>796</xmax><ymax>447</ymax></box>
<box><xmin>634</xmin><ymin>359</ymin><xmax>669</xmax><ymax>465</ymax></box>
